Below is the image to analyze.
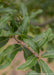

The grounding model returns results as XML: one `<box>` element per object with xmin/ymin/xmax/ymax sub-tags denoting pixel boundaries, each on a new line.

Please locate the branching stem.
<box><xmin>13</xmin><ymin>36</ymin><xmax>38</xmax><ymax>58</ymax></box>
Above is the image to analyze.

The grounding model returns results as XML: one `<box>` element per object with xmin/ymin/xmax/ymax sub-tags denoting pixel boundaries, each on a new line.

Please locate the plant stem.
<box><xmin>13</xmin><ymin>36</ymin><xmax>38</xmax><ymax>58</ymax></box>
<box><xmin>30</xmin><ymin>17</ymin><xmax>54</xmax><ymax>27</ymax></box>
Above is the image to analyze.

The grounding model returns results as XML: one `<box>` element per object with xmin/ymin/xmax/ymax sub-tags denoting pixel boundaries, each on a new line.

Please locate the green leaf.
<box><xmin>39</xmin><ymin>59</ymin><xmax>53</xmax><ymax>73</ymax></box>
<box><xmin>48</xmin><ymin>58</ymin><xmax>54</xmax><ymax>63</ymax></box>
<box><xmin>10</xmin><ymin>18</ymin><xmax>18</xmax><ymax>32</ymax></box>
<box><xmin>23</xmin><ymin>47</ymin><xmax>41</xmax><ymax>72</ymax></box>
<box><xmin>0</xmin><ymin>29</ymin><xmax>19</xmax><ymax>37</ymax></box>
<box><xmin>0</xmin><ymin>7</ymin><xmax>17</xmax><ymax>15</ymax></box>
<box><xmin>0</xmin><ymin>37</ymin><xmax>9</xmax><ymax>48</ymax></box>
<box><xmin>32</xmin><ymin>61</ymin><xmax>41</xmax><ymax>73</ymax></box>
<box><xmin>26</xmin><ymin>71</ymin><xmax>39</xmax><ymax>75</ymax></box>
<box><xmin>41</xmin><ymin>50</ymin><xmax>54</xmax><ymax>58</ymax></box>
<box><xmin>18</xmin><ymin>16</ymin><xmax>29</xmax><ymax>35</ymax></box>
<box><xmin>18</xmin><ymin>34</ymin><xmax>28</xmax><ymax>41</ymax></box>
<box><xmin>17</xmin><ymin>56</ymin><xmax>37</xmax><ymax>70</ymax></box>
<box><xmin>20</xmin><ymin>3</ymin><xmax>28</xmax><ymax>17</ymax></box>
<box><xmin>33</xmin><ymin>28</ymin><xmax>54</xmax><ymax>47</ymax></box>
<box><xmin>0</xmin><ymin>14</ymin><xmax>11</xmax><ymax>29</ymax></box>
<box><xmin>0</xmin><ymin>44</ymin><xmax>22</xmax><ymax>69</ymax></box>
<box><xmin>30</xmin><ymin>9</ymin><xmax>43</xmax><ymax>19</ymax></box>
<box><xmin>18</xmin><ymin>3</ymin><xmax>29</xmax><ymax>35</ymax></box>
<box><xmin>24</xmin><ymin>39</ymin><xmax>38</xmax><ymax>52</ymax></box>
<box><xmin>46</xmin><ymin>42</ymin><xmax>54</xmax><ymax>51</ymax></box>
<box><xmin>35</xmin><ymin>61</ymin><xmax>41</xmax><ymax>73</ymax></box>
<box><xmin>0</xmin><ymin>30</ymin><xmax>13</xmax><ymax>37</ymax></box>
<box><xmin>23</xmin><ymin>47</ymin><xmax>32</xmax><ymax>60</ymax></box>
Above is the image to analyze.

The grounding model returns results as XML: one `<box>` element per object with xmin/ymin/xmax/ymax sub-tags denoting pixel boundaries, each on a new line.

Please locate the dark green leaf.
<box><xmin>23</xmin><ymin>47</ymin><xmax>32</xmax><ymax>60</ymax></box>
<box><xmin>18</xmin><ymin>34</ymin><xmax>28</xmax><ymax>41</ymax></box>
<box><xmin>32</xmin><ymin>61</ymin><xmax>41</xmax><ymax>73</ymax></box>
<box><xmin>10</xmin><ymin>18</ymin><xmax>18</xmax><ymax>32</ymax></box>
<box><xmin>48</xmin><ymin>58</ymin><xmax>54</xmax><ymax>63</ymax></box>
<box><xmin>18</xmin><ymin>16</ymin><xmax>29</xmax><ymax>35</ymax></box>
<box><xmin>46</xmin><ymin>42</ymin><xmax>54</xmax><ymax>51</ymax></box>
<box><xmin>0</xmin><ymin>37</ymin><xmax>9</xmax><ymax>48</ymax></box>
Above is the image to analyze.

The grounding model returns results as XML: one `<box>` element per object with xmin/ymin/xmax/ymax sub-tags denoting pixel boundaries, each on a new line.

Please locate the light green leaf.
<box><xmin>0</xmin><ymin>44</ymin><xmax>22</xmax><ymax>69</ymax></box>
<box><xmin>0</xmin><ymin>7</ymin><xmax>17</xmax><ymax>14</ymax></box>
<box><xmin>0</xmin><ymin>14</ymin><xmax>11</xmax><ymax>29</ymax></box>
<box><xmin>0</xmin><ymin>30</ymin><xmax>17</xmax><ymax>37</ymax></box>
<box><xmin>39</xmin><ymin>59</ymin><xmax>53</xmax><ymax>74</ymax></box>
<box><xmin>26</xmin><ymin>71</ymin><xmax>39</xmax><ymax>75</ymax></box>
<box><xmin>41</xmin><ymin>50</ymin><xmax>54</xmax><ymax>58</ymax></box>
<box><xmin>24</xmin><ymin>39</ymin><xmax>38</xmax><ymax>52</ymax></box>
<box><xmin>17</xmin><ymin>56</ymin><xmax>37</xmax><ymax>70</ymax></box>
<box><xmin>33</xmin><ymin>28</ymin><xmax>54</xmax><ymax>47</ymax></box>
<box><xmin>30</xmin><ymin>9</ymin><xmax>43</xmax><ymax>19</ymax></box>
<box><xmin>0</xmin><ymin>37</ymin><xmax>9</xmax><ymax>48</ymax></box>
<box><xmin>20</xmin><ymin>3</ymin><xmax>28</xmax><ymax>17</ymax></box>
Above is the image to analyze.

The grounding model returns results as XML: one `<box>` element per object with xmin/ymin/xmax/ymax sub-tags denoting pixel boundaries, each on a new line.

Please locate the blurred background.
<box><xmin>0</xmin><ymin>0</ymin><xmax>54</xmax><ymax>75</ymax></box>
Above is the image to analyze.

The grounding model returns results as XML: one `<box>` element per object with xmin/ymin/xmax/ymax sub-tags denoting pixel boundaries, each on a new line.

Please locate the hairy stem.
<box><xmin>13</xmin><ymin>36</ymin><xmax>38</xmax><ymax>58</ymax></box>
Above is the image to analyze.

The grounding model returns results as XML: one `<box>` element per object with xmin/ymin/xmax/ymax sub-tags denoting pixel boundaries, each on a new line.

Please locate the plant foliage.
<box><xmin>0</xmin><ymin>0</ymin><xmax>54</xmax><ymax>75</ymax></box>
